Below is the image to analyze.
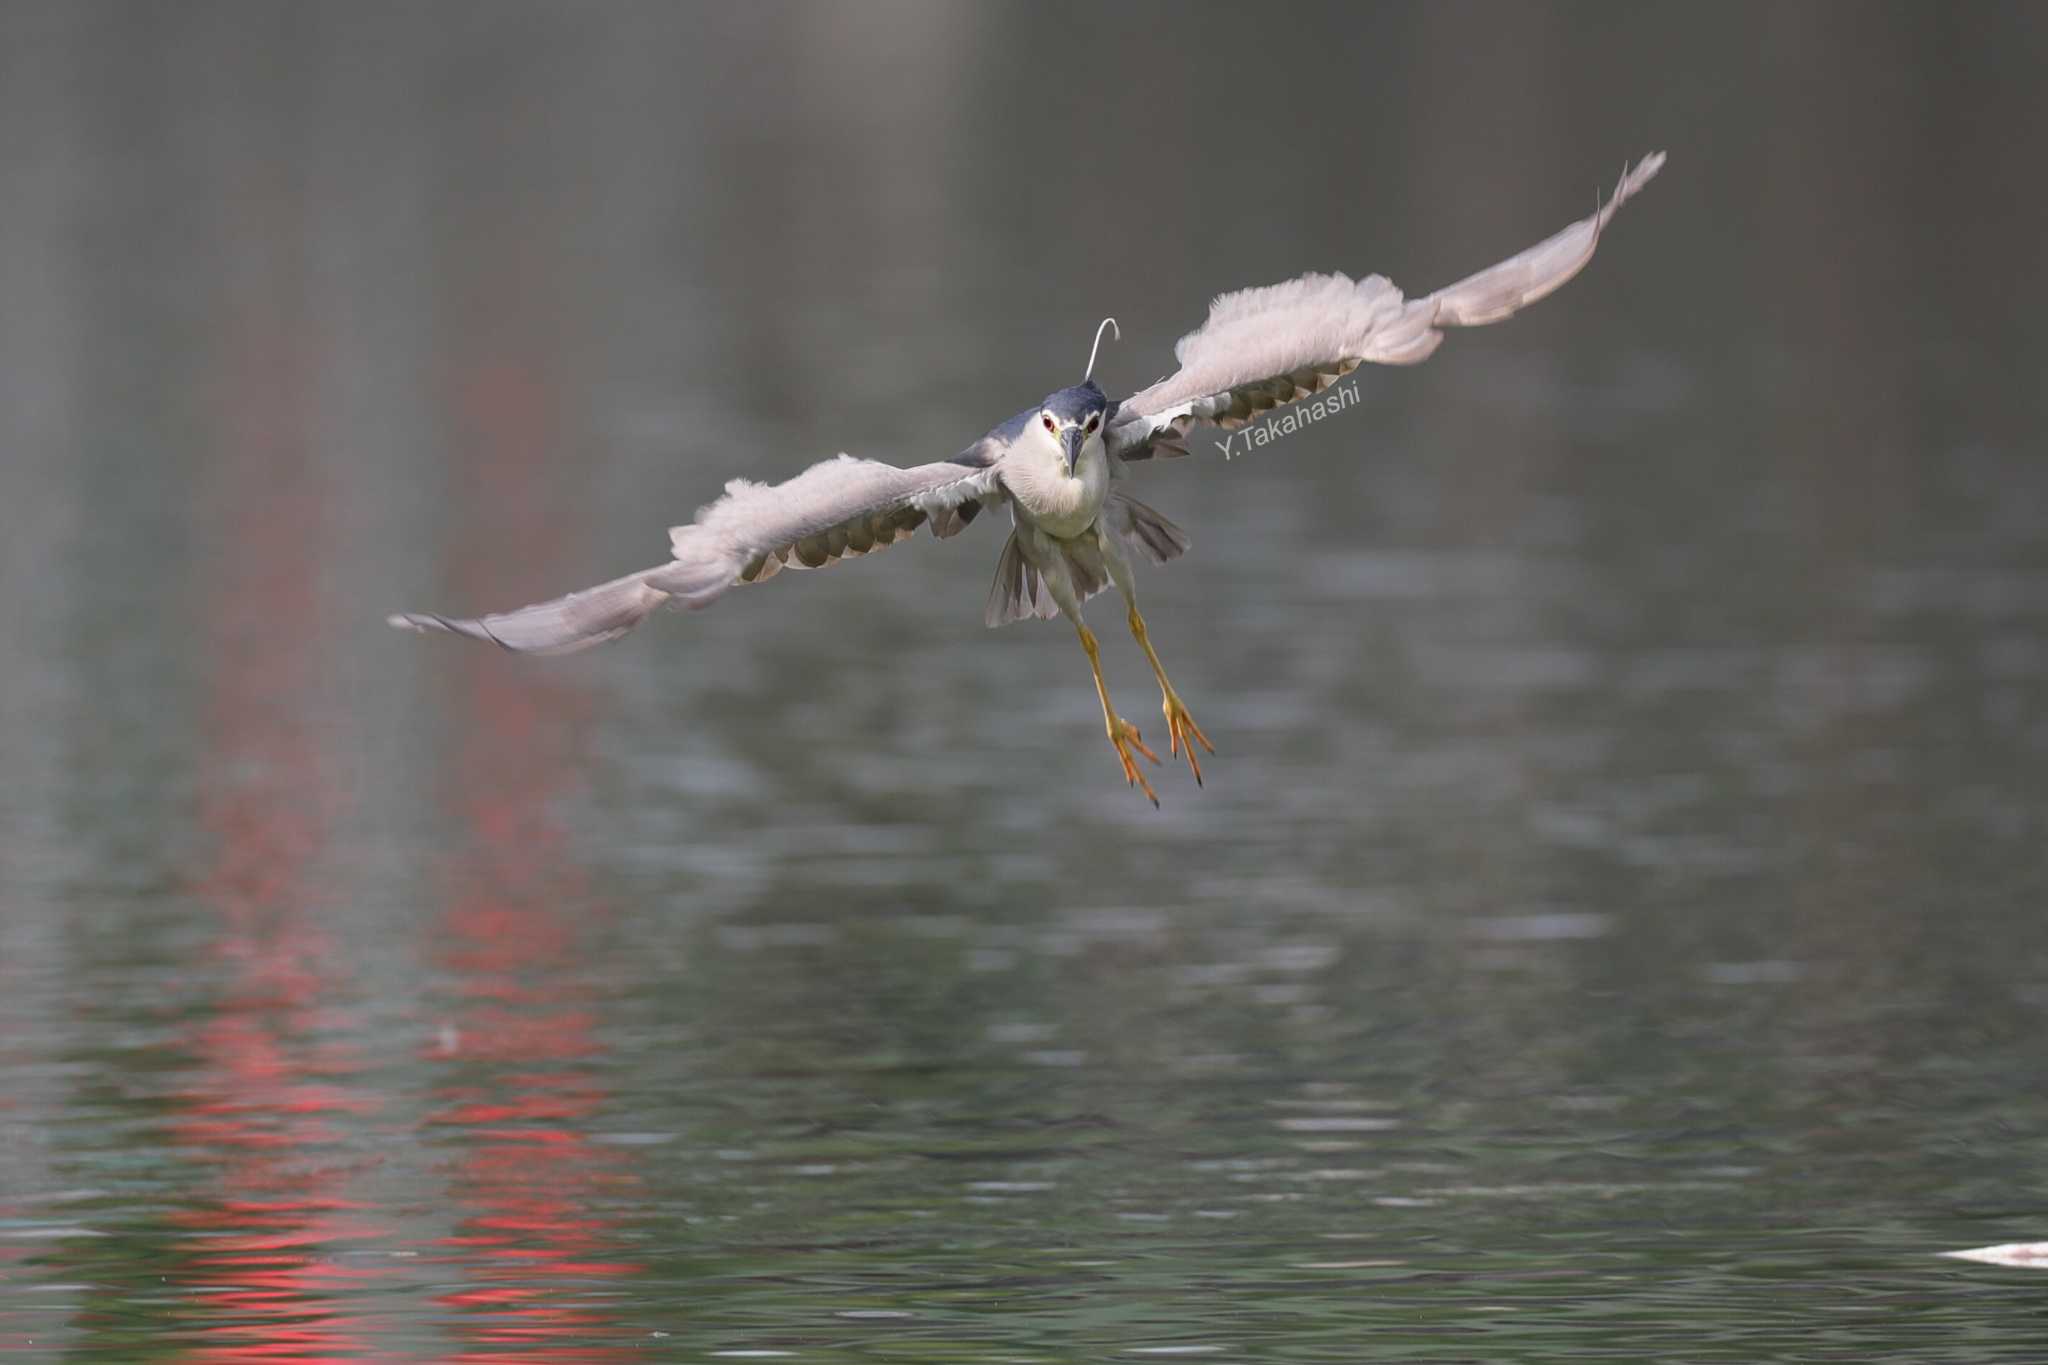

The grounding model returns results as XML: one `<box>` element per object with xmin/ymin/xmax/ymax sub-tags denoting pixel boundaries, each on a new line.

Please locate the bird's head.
<box><xmin>1035</xmin><ymin>380</ymin><xmax>1111</xmax><ymax>474</ymax></box>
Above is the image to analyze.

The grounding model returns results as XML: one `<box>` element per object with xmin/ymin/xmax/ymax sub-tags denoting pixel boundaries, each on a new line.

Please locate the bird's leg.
<box><xmin>1126</xmin><ymin>604</ymin><xmax>1214</xmax><ymax>784</ymax></box>
<box><xmin>1075</xmin><ymin>621</ymin><xmax>1160</xmax><ymax>805</ymax></box>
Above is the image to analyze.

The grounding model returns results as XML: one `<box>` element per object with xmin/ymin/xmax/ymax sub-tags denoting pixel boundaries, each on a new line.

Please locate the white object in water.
<box><xmin>1941</xmin><ymin>1243</ymin><xmax>2048</xmax><ymax>1267</ymax></box>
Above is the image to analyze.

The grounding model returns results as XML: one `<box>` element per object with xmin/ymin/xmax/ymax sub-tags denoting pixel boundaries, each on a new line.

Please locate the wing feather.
<box><xmin>389</xmin><ymin>453</ymin><xmax>1001</xmax><ymax>654</ymax></box>
<box><xmin>1108</xmin><ymin>152</ymin><xmax>1665</xmax><ymax>460</ymax></box>
<box><xmin>700</xmin><ymin>454</ymin><xmax>995</xmax><ymax>585</ymax></box>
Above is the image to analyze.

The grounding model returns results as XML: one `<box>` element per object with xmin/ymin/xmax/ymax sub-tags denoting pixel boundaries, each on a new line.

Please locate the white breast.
<box><xmin>1005</xmin><ymin>430</ymin><xmax>1109</xmax><ymax>541</ymax></box>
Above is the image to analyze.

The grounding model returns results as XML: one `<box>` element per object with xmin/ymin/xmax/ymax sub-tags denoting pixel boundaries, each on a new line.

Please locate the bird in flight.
<box><xmin>392</xmin><ymin>152</ymin><xmax>1665</xmax><ymax>804</ymax></box>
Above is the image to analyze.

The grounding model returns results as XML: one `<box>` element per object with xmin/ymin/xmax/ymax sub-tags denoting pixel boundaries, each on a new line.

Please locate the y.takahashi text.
<box><xmin>1212</xmin><ymin>377</ymin><xmax>1361</xmax><ymax>460</ymax></box>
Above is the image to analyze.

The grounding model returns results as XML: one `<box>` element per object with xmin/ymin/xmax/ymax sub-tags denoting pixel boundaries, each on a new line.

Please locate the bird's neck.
<box><xmin>1009</xmin><ymin>440</ymin><xmax>1107</xmax><ymax>539</ymax></box>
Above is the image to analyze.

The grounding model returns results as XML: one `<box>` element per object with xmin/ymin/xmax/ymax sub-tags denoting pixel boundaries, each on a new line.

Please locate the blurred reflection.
<box><xmin>167</xmin><ymin>215</ymin><xmax>388</xmax><ymax>1358</ymax></box>
<box><xmin>422</xmin><ymin>299</ymin><xmax>641</xmax><ymax>1359</ymax></box>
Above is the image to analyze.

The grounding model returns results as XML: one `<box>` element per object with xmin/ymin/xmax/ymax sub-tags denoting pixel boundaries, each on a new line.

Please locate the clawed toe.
<box><xmin>1108</xmin><ymin>716</ymin><xmax>1160</xmax><ymax>805</ymax></box>
<box><xmin>1161</xmin><ymin>693</ymin><xmax>1214</xmax><ymax>785</ymax></box>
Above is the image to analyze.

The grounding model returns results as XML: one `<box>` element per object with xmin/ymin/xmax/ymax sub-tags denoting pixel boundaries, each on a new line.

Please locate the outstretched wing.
<box><xmin>388</xmin><ymin>453</ymin><xmax>1001</xmax><ymax>654</ymax></box>
<box><xmin>1107</xmin><ymin>152</ymin><xmax>1665</xmax><ymax>461</ymax></box>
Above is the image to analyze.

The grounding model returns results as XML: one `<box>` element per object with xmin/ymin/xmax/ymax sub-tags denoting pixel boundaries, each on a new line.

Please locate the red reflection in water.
<box><xmin>167</xmin><ymin>286</ymin><xmax>390</xmax><ymax>1358</ymax></box>
<box><xmin>421</xmin><ymin>348</ymin><xmax>640</xmax><ymax>1360</ymax></box>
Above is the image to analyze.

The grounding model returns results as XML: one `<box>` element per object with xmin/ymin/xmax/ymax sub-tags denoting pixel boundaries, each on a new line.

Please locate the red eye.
<box><xmin>1042</xmin><ymin>414</ymin><xmax>1057</xmax><ymax>434</ymax></box>
<box><xmin>1085</xmin><ymin>414</ymin><xmax>1098</xmax><ymax>433</ymax></box>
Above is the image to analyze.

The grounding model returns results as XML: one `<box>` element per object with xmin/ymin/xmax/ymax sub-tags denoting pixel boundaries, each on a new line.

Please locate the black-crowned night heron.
<box><xmin>393</xmin><ymin>153</ymin><xmax>1665</xmax><ymax>804</ymax></box>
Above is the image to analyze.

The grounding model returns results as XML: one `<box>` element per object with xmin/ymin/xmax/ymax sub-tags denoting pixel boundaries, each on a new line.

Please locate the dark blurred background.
<box><xmin>4</xmin><ymin>2</ymin><xmax>2048</xmax><ymax>1360</ymax></box>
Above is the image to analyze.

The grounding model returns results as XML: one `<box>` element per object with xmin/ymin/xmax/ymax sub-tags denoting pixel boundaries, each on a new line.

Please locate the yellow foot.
<box><xmin>1160</xmin><ymin>691</ymin><xmax>1215</xmax><ymax>785</ymax></box>
<box><xmin>1107</xmin><ymin>715</ymin><xmax>1161</xmax><ymax>805</ymax></box>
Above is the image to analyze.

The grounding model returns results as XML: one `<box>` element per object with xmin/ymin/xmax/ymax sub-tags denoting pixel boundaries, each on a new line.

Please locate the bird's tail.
<box><xmin>1103</xmin><ymin>491</ymin><xmax>1189</xmax><ymax>566</ymax></box>
<box><xmin>388</xmin><ymin>533</ymin><xmax>736</xmax><ymax>655</ymax></box>
<box><xmin>982</xmin><ymin>497</ymin><xmax>1190</xmax><ymax>629</ymax></box>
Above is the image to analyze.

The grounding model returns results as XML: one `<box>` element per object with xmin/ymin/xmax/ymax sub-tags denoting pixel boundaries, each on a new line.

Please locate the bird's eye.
<box><xmin>1042</xmin><ymin>413</ymin><xmax>1057</xmax><ymax>434</ymax></box>
<box><xmin>1084</xmin><ymin>413</ymin><xmax>1099</xmax><ymax>433</ymax></box>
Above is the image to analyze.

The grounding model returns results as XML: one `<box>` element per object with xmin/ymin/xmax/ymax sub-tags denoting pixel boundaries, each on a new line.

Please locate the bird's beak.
<box><xmin>1061</xmin><ymin>425</ymin><xmax>1086</xmax><ymax>473</ymax></box>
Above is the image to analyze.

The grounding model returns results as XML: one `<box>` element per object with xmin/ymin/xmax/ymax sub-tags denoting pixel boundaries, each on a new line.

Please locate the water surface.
<box><xmin>4</xmin><ymin>3</ymin><xmax>2048</xmax><ymax>1359</ymax></box>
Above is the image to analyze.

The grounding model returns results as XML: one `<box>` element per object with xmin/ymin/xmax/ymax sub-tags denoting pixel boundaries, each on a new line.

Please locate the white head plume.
<box><xmin>1082</xmin><ymin>316</ymin><xmax>1119</xmax><ymax>383</ymax></box>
